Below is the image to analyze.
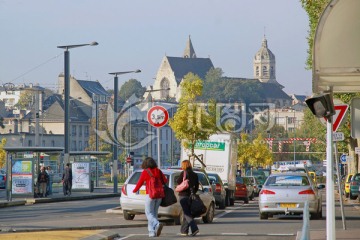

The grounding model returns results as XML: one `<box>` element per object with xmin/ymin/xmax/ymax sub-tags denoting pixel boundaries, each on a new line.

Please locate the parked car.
<box><xmin>0</xmin><ymin>174</ymin><xmax>5</xmax><ymax>189</ymax></box>
<box><xmin>207</xmin><ymin>172</ymin><xmax>226</xmax><ymax>209</ymax></box>
<box><xmin>349</xmin><ymin>173</ymin><xmax>360</xmax><ymax>200</ymax></box>
<box><xmin>244</xmin><ymin>176</ymin><xmax>260</xmax><ymax>197</ymax></box>
<box><xmin>235</xmin><ymin>176</ymin><xmax>253</xmax><ymax>203</ymax></box>
<box><xmin>343</xmin><ymin>173</ymin><xmax>353</xmax><ymax>198</ymax></box>
<box><xmin>258</xmin><ymin>172</ymin><xmax>322</xmax><ymax>220</ymax></box>
<box><xmin>120</xmin><ymin>169</ymin><xmax>216</xmax><ymax>225</ymax></box>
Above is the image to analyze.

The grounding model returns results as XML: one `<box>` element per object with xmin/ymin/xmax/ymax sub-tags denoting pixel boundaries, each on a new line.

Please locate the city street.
<box><xmin>1</xmin><ymin>188</ymin><xmax>360</xmax><ymax>239</ymax></box>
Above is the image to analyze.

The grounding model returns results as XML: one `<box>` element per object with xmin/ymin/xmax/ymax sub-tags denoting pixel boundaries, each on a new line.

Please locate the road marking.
<box><xmin>213</xmin><ymin>206</ymin><xmax>244</xmax><ymax>221</ymax></box>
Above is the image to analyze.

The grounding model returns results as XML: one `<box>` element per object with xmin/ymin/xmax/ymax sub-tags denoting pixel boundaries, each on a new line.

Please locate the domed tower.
<box><xmin>253</xmin><ymin>36</ymin><xmax>277</xmax><ymax>84</ymax></box>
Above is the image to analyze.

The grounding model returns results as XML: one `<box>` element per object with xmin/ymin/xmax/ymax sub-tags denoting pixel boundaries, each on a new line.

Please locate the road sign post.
<box><xmin>147</xmin><ymin>105</ymin><xmax>169</xmax><ymax>168</ymax></box>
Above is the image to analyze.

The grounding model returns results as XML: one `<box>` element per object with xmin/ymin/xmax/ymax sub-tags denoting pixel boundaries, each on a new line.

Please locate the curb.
<box><xmin>0</xmin><ymin>193</ymin><xmax>120</xmax><ymax>208</ymax></box>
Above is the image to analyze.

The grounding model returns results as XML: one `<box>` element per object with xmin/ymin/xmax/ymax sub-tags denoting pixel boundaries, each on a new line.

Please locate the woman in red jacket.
<box><xmin>133</xmin><ymin>157</ymin><xmax>167</xmax><ymax>237</ymax></box>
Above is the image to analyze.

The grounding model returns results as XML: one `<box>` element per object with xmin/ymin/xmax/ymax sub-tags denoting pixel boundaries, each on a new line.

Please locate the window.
<box><xmin>79</xmin><ymin>141</ymin><xmax>83</xmax><ymax>151</ymax></box>
<box><xmin>160</xmin><ymin>78</ymin><xmax>170</xmax><ymax>99</ymax></box>
<box><xmin>72</xmin><ymin>125</ymin><xmax>76</xmax><ymax>136</ymax></box>
<box><xmin>42</xmin><ymin>140</ymin><xmax>45</xmax><ymax>147</ymax></box>
<box><xmin>79</xmin><ymin>125</ymin><xmax>82</xmax><ymax>137</ymax></box>
<box><xmin>28</xmin><ymin>140</ymin><xmax>32</xmax><ymax>146</ymax></box>
<box><xmin>256</xmin><ymin>66</ymin><xmax>259</xmax><ymax>76</ymax></box>
<box><xmin>51</xmin><ymin>140</ymin><xmax>55</xmax><ymax>147</ymax></box>
<box><xmin>263</xmin><ymin>66</ymin><xmax>268</xmax><ymax>76</ymax></box>
<box><xmin>71</xmin><ymin>140</ymin><xmax>77</xmax><ymax>151</ymax></box>
<box><xmin>84</xmin><ymin>126</ymin><xmax>89</xmax><ymax>137</ymax></box>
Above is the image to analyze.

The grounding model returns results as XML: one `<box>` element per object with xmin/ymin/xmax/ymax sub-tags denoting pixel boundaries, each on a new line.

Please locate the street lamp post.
<box><xmin>109</xmin><ymin>70</ymin><xmax>141</xmax><ymax>193</ymax></box>
<box><xmin>293</xmin><ymin>109</ymin><xmax>296</xmax><ymax>168</ymax></box>
<box><xmin>57</xmin><ymin>41</ymin><xmax>98</xmax><ymax>165</ymax></box>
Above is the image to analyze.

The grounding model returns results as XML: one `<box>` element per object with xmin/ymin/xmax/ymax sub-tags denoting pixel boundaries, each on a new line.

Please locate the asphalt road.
<box><xmin>1</xmin><ymin>189</ymin><xmax>360</xmax><ymax>240</ymax></box>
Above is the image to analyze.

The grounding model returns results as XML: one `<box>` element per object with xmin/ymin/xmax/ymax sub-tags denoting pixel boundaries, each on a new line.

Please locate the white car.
<box><xmin>258</xmin><ymin>172</ymin><xmax>322</xmax><ymax>220</ymax></box>
<box><xmin>120</xmin><ymin>169</ymin><xmax>215</xmax><ymax>225</ymax></box>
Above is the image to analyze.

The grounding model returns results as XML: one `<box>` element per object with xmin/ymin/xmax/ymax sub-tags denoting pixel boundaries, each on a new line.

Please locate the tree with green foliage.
<box><xmin>301</xmin><ymin>0</ymin><xmax>360</xmax><ymax>172</ymax></box>
<box><xmin>0</xmin><ymin>138</ymin><xmax>7</xmax><ymax>169</ymax></box>
<box><xmin>15</xmin><ymin>90</ymin><xmax>34</xmax><ymax>109</ymax></box>
<box><xmin>169</xmin><ymin>73</ymin><xmax>217</xmax><ymax>162</ymax></box>
<box><xmin>201</xmin><ymin>68</ymin><xmax>263</xmax><ymax>103</ymax></box>
<box><xmin>238</xmin><ymin>133</ymin><xmax>273</xmax><ymax>170</ymax></box>
<box><xmin>119</xmin><ymin>79</ymin><xmax>146</xmax><ymax>102</ymax></box>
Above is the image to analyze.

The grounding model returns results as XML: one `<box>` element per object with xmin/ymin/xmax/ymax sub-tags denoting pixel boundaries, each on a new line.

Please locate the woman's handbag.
<box><xmin>160</xmin><ymin>183</ymin><xmax>177</xmax><ymax>207</ymax></box>
<box><xmin>175</xmin><ymin>171</ymin><xmax>189</xmax><ymax>192</ymax></box>
<box><xmin>189</xmin><ymin>189</ymin><xmax>207</xmax><ymax>217</ymax></box>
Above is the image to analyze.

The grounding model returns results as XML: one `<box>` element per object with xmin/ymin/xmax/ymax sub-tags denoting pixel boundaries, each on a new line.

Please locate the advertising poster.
<box><xmin>72</xmin><ymin>162</ymin><xmax>90</xmax><ymax>190</ymax></box>
<box><xmin>12</xmin><ymin>160</ymin><xmax>33</xmax><ymax>194</ymax></box>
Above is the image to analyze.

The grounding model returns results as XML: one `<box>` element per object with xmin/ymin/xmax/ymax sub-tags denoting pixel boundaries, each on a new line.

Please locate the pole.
<box><xmin>35</xmin><ymin>91</ymin><xmax>40</xmax><ymax>147</ymax></box>
<box><xmin>293</xmin><ymin>110</ymin><xmax>296</xmax><ymax>168</ymax></box>
<box><xmin>157</xmin><ymin>128</ymin><xmax>161</xmax><ymax>168</ymax></box>
<box><xmin>334</xmin><ymin>143</ymin><xmax>346</xmax><ymax>230</ymax></box>
<box><xmin>95</xmin><ymin>99</ymin><xmax>99</xmax><ymax>187</ymax></box>
<box><xmin>113</xmin><ymin>75</ymin><xmax>119</xmax><ymax>193</ymax></box>
<box><xmin>95</xmin><ymin>99</ymin><xmax>99</xmax><ymax>151</ymax></box>
<box><xmin>326</xmin><ymin>116</ymin><xmax>335</xmax><ymax>240</ymax></box>
<box><xmin>64</xmin><ymin>49</ymin><xmax>70</xmax><ymax>165</ymax></box>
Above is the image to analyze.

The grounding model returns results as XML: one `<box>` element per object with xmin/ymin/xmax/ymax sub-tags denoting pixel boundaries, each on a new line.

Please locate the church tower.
<box><xmin>183</xmin><ymin>35</ymin><xmax>197</xmax><ymax>58</ymax></box>
<box><xmin>253</xmin><ymin>36</ymin><xmax>277</xmax><ymax>84</ymax></box>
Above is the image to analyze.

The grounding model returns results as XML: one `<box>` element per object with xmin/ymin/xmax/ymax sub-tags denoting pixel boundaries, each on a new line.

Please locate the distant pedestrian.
<box><xmin>46</xmin><ymin>166</ymin><xmax>53</xmax><ymax>196</ymax></box>
<box><xmin>37</xmin><ymin>166</ymin><xmax>49</xmax><ymax>198</ymax></box>
<box><xmin>177</xmin><ymin>160</ymin><xmax>199</xmax><ymax>236</ymax></box>
<box><xmin>62</xmin><ymin>163</ymin><xmax>72</xmax><ymax>196</ymax></box>
<box><xmin>132</xmin><ymin>157</ymin><xmax>167</xmax><ymax>237</ymax></box>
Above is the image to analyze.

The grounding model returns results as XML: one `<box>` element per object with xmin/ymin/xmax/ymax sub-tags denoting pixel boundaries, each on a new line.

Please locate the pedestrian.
<box><xmin>62</xmin><ymin>163</ymin><xmax>72</xmax><ymax>196</ymax></box>
<box><xmin>46</xmin><ymin>166</ymin><xmax>53</xmax><ymax>196</ymax></box>
<box><xmin>37</xmin><ymin>166</ymin><xmax>49</xmax><ymax>198</ymax></box>
<box><xmin>132</xmin><ymin>157</ymin><xmax>167</xmax><ymax>237</ymax></box>
<box><xmin>176</xmin><ymin>160</ymin><xmax>199</xmax><ymax>236</ymax></box>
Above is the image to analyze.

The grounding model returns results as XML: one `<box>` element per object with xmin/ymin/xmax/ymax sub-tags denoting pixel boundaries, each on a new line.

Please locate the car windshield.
<box><xmin>236</xmin><ymin>177</ymin><xmax>244</xmax><ymax>184</ymax></box>
<box><xmin>353</xmin><ymin>174</ymin><xmax>360</xmax><ymax>181</ymax></box>
<box><xmin>265</xmin><ymin>175</ymin><xmax>310</xmax><ymax>187</ymax></box>
<box><xmin>128</xmin><ymin>172</ymin><xmax>170</xmax><ymax>185</ymax></box>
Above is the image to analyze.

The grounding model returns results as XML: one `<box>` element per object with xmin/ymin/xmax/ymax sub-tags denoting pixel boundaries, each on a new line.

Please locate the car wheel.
<box><xmin>244</xmin><ymin>197</ymin><xmax>249</xmax><ymax>204</ymax></box>
<box><xmin>260</xmin><ymin>212</ymin><xmax>268</xmax><ymax>220</ymax></box>
<box><xmin>350</xmin><ymin>192</ymin><xmax>357</xmax><ymax>200</ymax></box>
<box><xmin>202</xmin><ymin>202</ymin><xmax>215</xmax><ymax>223</ymax></box>
<box><xmin>174</xmin><ymin>210</ymin><xmax>183</xmax><ymax>225</ymax></box>
<box><xmin>219</xmin><ymin>198</ymin><xmax>226</xmax><ymax>209</ymax></box>
<box><xmin>123</xmin><ymin>210</ymin><xmax>135</xmax><ymax>220</ymax></box>
<box><xmin>249</xmin><ymin>191</ymin><xmax>254</xmax><ymax>201</ymax></box>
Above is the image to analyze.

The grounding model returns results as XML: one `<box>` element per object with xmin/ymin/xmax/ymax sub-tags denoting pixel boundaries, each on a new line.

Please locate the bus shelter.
<box><xmin>68</xmin><ymin>151</ymin><xmax>110</xmax><ymax>192</ymax></box>
<box><xmin>3</xmin><ymin>147</ymin><xmax>64</xmax><ymax>201</ymax></box>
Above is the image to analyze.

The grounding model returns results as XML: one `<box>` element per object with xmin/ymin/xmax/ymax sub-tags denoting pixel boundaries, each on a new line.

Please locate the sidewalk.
<box><xmin>296</xmin><ymin>192</ymin><xmax>360</xmax><ymax>240</ymax></box>
<box><xmin>0</xmin><ymin>185</ymin><xmax>120</xmax><ymax>208</ymax></box>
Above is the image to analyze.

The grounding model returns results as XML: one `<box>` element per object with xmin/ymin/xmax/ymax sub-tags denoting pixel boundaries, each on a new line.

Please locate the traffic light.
<box><xmin>305</xmin><ymin>93</ymin><xmax>335</xmax><ymax>119</ymax></box>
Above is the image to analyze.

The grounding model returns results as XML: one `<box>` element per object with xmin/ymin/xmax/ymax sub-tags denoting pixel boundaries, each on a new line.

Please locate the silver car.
<box><xmin>258</xmin><ymin>172</ymin><xmax>322</xmax><ymax>220</ymax></box>
<box><xmin>120</xmin><ymin>169</ymin><xmax>215</xmax><ymax>225</ymax></box>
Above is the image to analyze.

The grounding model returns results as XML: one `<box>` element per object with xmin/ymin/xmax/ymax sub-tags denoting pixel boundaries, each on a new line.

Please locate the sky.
<box><xmin>0</xmin><ymin>0</ymin><xmax>312</xmax><ymax>96</ymax></box>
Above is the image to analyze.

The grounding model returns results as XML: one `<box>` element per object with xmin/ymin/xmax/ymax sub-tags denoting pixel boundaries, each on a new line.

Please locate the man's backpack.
<box><xmin>146</xmin><ymin>168</ymin><xmax>165</xmax><ymax>199</ymax></box>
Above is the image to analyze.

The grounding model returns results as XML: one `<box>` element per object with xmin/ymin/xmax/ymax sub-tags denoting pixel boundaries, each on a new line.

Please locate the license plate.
<box><xmin>139</xmin><ymin>190</ymin><xmax>146</xmax><ymax>195</ymax></box>
<box><xmin>280</xmin><ymin>203</ymin><xmax>296</xmax><ymax>208</ymax></box>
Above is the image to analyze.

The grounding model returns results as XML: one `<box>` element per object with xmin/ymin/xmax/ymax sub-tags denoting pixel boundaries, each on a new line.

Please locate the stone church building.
<box><xmin>146</xmin><ymin>35</ymin><xmax>291</xmax><ymax>108</ymax></box>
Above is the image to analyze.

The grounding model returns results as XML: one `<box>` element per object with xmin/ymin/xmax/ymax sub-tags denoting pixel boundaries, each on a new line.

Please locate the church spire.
<box><xmin>183</xmin><ymin>35</ymin><xmax>196</xmax><ymax>58</ymax></box>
